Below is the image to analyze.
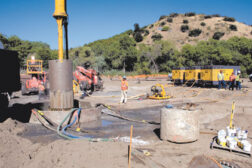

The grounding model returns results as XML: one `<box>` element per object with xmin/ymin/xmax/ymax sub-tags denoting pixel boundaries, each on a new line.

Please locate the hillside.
<box><xmin>138</xmin><ymin>13</ymin><xmax>252</xmax><ymax>48</ymax></box>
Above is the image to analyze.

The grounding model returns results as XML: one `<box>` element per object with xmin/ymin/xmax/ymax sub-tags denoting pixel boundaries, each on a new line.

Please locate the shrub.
<box><xmin>161</xmin><ymin>26</ymin><xmax>169</xmax><ymax>31</ymax></box>
<box><xmin>159</xmin><ymin>21</ymin><xmax>166</xmax><ymax>26</ymax></box>
<box><xmin>180</xmin><ymin>25</ymin><xmax>189</xmax><ymax>32</ymax></box>
<box><xmin>229</xmin><ymin>24</ymin><xmax>237</xmax><ymax>31</ymax></box>
<box><xmin>169</xmin><ymin>13</ymin><xmax>178</xmax><ymax>18</ymax></box>
<box><xmin>183</xmin><ymin>19</ymin><xmax>189</xmax><ymax>24</ymax></box>
<box><xmin>149</xmin><ymin>24</ymin><xmax>154</xmax><ymax>29</ymax></box>
<box><xmin>213</xmin><ymin>32</ymin><xmax>225</xmax><ymax>40</ymax></box>
<box><xmin>223</xmin><ymin>17</ymin><xmax>235</xmax><ymax>22</ymax></box>
<box><xmin>200</xmin><ymin>22</ymin><xmax>206</xmax><ymax>26</ymax></box>
<box><xmin>212</xmin><ymin>14</ymin><xmax>220</xmax><ymax>17</ymax></box>
<box><xmin>185</xmin><ymin>12</ymin><xmax>196</xmax><ymax>17</ymax></box>
<box><xmin>144</xmin><ymin>30</ymin><xmax>149</xmax><ymax>36</ymax></box>
<box><xmin>188</xmin><ymin>29</ymin><xmax>202</xmax><ymax>37</ymax></box>
<box><xmin>133</xmin><ymin>32</ymin><xmax>143</xmax><ymax>42</ymax></box>
<box><xmin>151</xmin><ymin>33</ymin><xmax>163</xmax><ymax>41</ymax></box>
<box><xmin>167</xmin><ymin>17</ymin><xmax>173</xmax><ymax>23</ymax></box>
<box><xmin>251</xmin><ymin>31</ymin><xmax>252</xmax><ymax>35</ymax></box>
<box><xmin>204</xmin><ymin>15</ymin><xmax>212</xmax><ymax>19</ymax></box>
<box><xmin>159</xmin><ymin>15</ymin><xmax>166</xmax><ymax>20</ymax></box>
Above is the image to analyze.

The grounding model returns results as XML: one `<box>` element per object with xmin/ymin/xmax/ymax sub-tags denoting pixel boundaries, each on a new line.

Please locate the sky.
<box><xmin>0</xmin><ymin>0</ymin><xmax>251</xmax><ymax>49</ymax></box>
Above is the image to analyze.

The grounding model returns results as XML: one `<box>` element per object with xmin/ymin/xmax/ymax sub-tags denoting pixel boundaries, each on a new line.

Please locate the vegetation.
<box><xmin>151</xmin><ymin>33</ymin><xmax>163</xmax><ymax>41</ymax></box>
<box><xmin>159</xmin><ymin>22</ymin><xmax>166</xmax><ymax>26</ymax></box>
<box><xmin>213</xmin><ymin>32</ymin><xmax>225</xmax><ymax>40</ymax></box>
<box><xmin>0</xmin><ymin>33</ymin><xmax>57</xmax><ymax>68</ymax></box>
<box><xmin>184</xmin><ymin>12</ymin><xmax>196</xmax><ymax>17</ymax></box>
<box><xmin>229</xmin><ymin>24</ymin><xmax>237</xmax><ymax>31</ymax></box>
<box><xmin>167</xmin><ymin>17</ymin><xmax>173</xmax><ymax>23</ymax></box>
<box><xmin>149</xmin><ymin>24</ymin><xmax>154</xmax><ymax>29</ymax></box>
<box><xmin>161</xmin><ymin>26</ymin><xmax>170</xmax><ymax>31</ymax></box>
<box><xmin>169</xmin><ymin>13</ymin><xmax>178</xmax><ymax>18</ymax></box>
<box><xmin>204</xmin><ymin>15</ymin><xmax>212</xmax><ymax>19</ymax></box>
<box><xmin>133</xmin><ymin>23</ymin><xmax>143</xmax><ymax>42</ymax></box>
<box><xmin>189</xmin><ymin>29</ymin><xmax>202</xmax><ymax>37</ymax></box>
<box><xmin>212</xmin><ymin>14</ymin><xmax>221</xmax><ymax>17</ymax></box>
<box><xmin>180</xmin><ymin>25</ymin><xmax>189</xmax><ymax>32</ymax></box>
<box><xmin>223</xmin><ymin>17</ymin><xmax>236</xmax><ymax>22</ymax></box>
<box><xmin>159</xmin><ymin>15</ymin><xmax>166</xmax><ymax>20</ymax></box>
<box><xmin>183</xmin><ymin>20</ymin><xmax>189</xmax><ymax>24</ymax></box>
<box><xmin>200</xmin><ymin>22</ymin><xmax>206</xmax><ymax>26</ymax></box>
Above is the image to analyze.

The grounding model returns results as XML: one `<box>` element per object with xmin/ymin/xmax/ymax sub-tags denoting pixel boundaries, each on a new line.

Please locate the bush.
<box><xmin>149</xmin><ymin>24</ymin><xmax>154</xmax><ymax>29</ymax></box>
<box><xmin>159</xmin><ymin>15</ymin><xmax>166</xmax><ymax>20</ymax></box>
<box><xmin>180</xmin><ymin>25</ymin><xmax>189</xmax><ymax>32</ymax></box>
<box><xmin>204</xmin><ymin>15</ymin><xmax>212</xmax><ymax>19</ymax></box>
<box><xmin>185</xmin><ymin>12</ymin><xmax>196</xmax><ymax>17</ymax></box>
<box><xmin>161</xmin><ymin>26</ymin><xmax>169</xmax><ymax>31</ymax></box>
<box><xmin>133</xmin><ymin>32</ymin><xmax>143</xmax><ymax>42</ymax></box>
<box><xmin>159</xmin><ymin>21</ymin><xmax>166</xmax><ymax>26</ymax></box>
<box><xmin>223</xmin><ymin>17</ymin><xmax>235</xmax><ymax>22</ymax></box>
<box><xmin>144</xmin><ymin>30</ymin><xmax>149</xmax><ymax>36</ymax></box>
<box><xmin>167</xmin><ymin>17</ymin><xmax>173</xmax><ymax>23</ymax></box>
<box><xmin>188</xmin><ymin>29</ymin><xmax>202</xmax><ymax>37</ymax></box>
<box><xmin>251</xmin><ymin>31</ymin><xmax>252</xmax><ymax>35</ymax></box>
<box><xmin>169</xmin><ymin>13</ymin><xmax>178</xmax><ymax>18</ymax></box>
<box><xmin>213</xmin><ymin>32</ymin><xmax>225</xmax><ymax>40</ymax></box>
<box><xmin>229</xmin><ymin>24</ymin><xmax>237</xmax><ymax>31</ymax></box>
<box><xmin>212</xmin><ymin>14</ymin><xmax>220</xmax><ymax>17</ymax></box>
<box><xmin>200</xmin><ymin>22</ymin><xmax>206</xmax><ymax>26</ymax></box>
<box><xmin>183</xmin><ymin>19</ymin><xmax>189</xmax><ymax>24</ymax></box>
<box><xmin>151</xmin><ymin>33</ymin><xmax>163</xmax><ymax>41</ymax></box>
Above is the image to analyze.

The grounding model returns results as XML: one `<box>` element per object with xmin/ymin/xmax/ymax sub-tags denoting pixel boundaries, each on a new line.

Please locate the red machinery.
<box><xmin>21</xmin><ymin>57</ymin><xmax>47</xmax><ymax>95</ymax></box>
<box><xmin>73</xmin><ymin>66</ymin><xmax>103</xmax><ymax>93</ymax></box>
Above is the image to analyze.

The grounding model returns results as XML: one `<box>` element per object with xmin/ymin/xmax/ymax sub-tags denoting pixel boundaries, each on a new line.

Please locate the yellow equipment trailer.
<box><xmin>172</xmin><ymin>65</ymin><xmax>240</xmax><ymax>87</ymax></box>
<box><xmin>172</xmin><ymin>67</ymin><xmax>185</xmax><ymax>84</ymax></box>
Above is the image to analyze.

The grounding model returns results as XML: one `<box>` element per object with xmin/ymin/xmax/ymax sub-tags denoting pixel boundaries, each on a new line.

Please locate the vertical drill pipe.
<box><xmin>56</xmin><ymin>18</ymin><xmax>64</xmax><ymax>61</ymax></box>
<box><xmin>64</xmin><ymin>18</ymin><xmax>69</xmax><ymax>59</ymax></box>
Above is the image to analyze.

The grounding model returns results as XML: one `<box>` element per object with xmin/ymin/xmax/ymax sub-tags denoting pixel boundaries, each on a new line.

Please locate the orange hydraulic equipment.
<box><xmin>148</xmin><ymin>83</ymin><xmax>171</xmax><ymax>100</ymax></box>
<box><xmin>73</xmin><ymin>66</ymin><xmax>103</xmax><ymax>92</ymax></box>
<box><xmin>21</xmin><ymin>57</ymin><xmax>47</xmax><ymax>95</ymax></box>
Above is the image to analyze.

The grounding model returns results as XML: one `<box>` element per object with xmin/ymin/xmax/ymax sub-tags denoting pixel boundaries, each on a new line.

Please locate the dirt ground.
<box><xmin>0</xmin><ymin>78</ymin><xmax>252</xmax><ymax>168</ymax></box>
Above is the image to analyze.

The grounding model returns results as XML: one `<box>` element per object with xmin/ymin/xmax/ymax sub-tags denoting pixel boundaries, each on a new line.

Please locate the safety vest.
<box><xmin>218</xmin><ymin>73</ymin><xmax>224</xmax><ymax>81</ymax></box>
<box><xmin>236</xmin><ymin>75</ymin><xmax>240</xmax><ymax>82</ymax></box>
<box><xmin>121</xmin><ymin>80</ymin><xmax>128</xmax><ymax>90</ymax></box>
<box><xmin>38</xmin><ymin>84</ymin><xmax>45</xmax><ymax>91</ymax></box>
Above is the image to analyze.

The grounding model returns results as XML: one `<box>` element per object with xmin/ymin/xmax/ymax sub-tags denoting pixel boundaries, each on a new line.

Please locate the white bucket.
<box><xmin>226</xmin><ymin>126</ymin><xmax>236</xmax><ymax>137</ymax></box>
<box><xmin>241</xmin><ymin>130</ymin><xmax>248</xmax><ymax>140</ymax></box>
<box><xmin>241</xmin><ymin>140</ymin><xmax>251</xmax><ymax>152</ymax></box>
<box><xmin>218</xmin><ymin>129</ymin><xmax>226</xmax><ymax>137</ymax></box>
<box><xmin>227</xmin><ymin>137</ymin><xmax>237</xmax><ymax>149</ymax></box>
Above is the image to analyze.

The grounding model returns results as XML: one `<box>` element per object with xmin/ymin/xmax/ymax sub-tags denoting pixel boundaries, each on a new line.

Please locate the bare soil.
<box><xmin>0</xmin><ymin>78</ymin><xmax>252</xmax><ymax>168</ymax></box>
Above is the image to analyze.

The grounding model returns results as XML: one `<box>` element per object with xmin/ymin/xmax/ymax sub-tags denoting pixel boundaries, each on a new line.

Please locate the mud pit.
<box><xmin>1</xmin><ymin>78</ymin><xmax>252</xmax><ymax>168</ymax></box>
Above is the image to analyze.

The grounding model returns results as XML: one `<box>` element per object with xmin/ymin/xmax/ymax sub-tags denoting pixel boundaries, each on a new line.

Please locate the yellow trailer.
<box><xmin>172</xmin><ymin>67</ymin><xmax>185</xmax><ymax>84</ymax></box>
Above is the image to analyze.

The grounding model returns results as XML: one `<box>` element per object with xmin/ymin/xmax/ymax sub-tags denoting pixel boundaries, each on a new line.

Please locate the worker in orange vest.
<box><xmin>229</xmin><ymin>72</ymin><xmax>236</xmax><ymax>91</ymax></box>
<box><xmin>120</xmin><ymin>76</ymin><xmax>128</xmax><ymax>104</ymax></box>
<box><xmin>38</xmin><ymin>82</ymin><xmax>45</xmax><ymax>100</ymax></box>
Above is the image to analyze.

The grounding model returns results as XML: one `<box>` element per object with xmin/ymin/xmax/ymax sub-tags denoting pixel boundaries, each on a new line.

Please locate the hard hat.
<box><xmin>123</xmin><ymin>76</ymin><xmax>126</xmax><ymax>79</ymax></box>
<box><xmin>237</xmin><ymin>70</ymin><xmax>241</xmax><ymax>74</ymax></box>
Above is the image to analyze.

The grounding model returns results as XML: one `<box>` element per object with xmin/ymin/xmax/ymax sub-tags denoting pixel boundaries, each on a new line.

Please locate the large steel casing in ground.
<box><xmin>160</xmin><ymin>108</ymin><xmax>199</xmax><ymax>143</ymax></box>
<box><xmin>49</xmin><ymin>60</ymin><xmax>73</xmax><ymax>109</ymax></box>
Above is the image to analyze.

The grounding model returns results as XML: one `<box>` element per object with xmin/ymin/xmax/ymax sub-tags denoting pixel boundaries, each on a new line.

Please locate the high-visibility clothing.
<box><xmin>236</xmin><ymin>75</ymin><xmax>240</xmax><ymax>82</ymax></box>
<box><xmin>38</xmin><ymin>84</ymin><xmax>45</xmax><ymax>91</ymax></box>
<box><xmin>121</xmin><ymin>80</ymin><xmax>128</xmax><ymax>90</ymax></box>
<box><xmin>229</xmin><ymin>74</ymin><xmax>236</xmax><ymax>82</ymax></box>
<box><xmin>218</xmin><ymin>73</ymin><xmax>224</xmax><ymax>81</ymax></box>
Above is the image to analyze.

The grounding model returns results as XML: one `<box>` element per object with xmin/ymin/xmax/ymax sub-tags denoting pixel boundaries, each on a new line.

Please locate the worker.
<box><xmin>38</xmin><ymin>82</ymin><xmax>45</xmax><ymax>100</ymax></box>
<box><xmin>236</xmin><ymin>70</ymin><xmax>241</xmax><ymax>90</ymax></box>
<box><xmin>120</xmin><ymin>76</ymin><xmax>128</xmax><ymax>104</ymax></box>
<box><xmin>229</xmin><ymin>72</ymin><xmax>236</xmax><ymax>91</ymax></box>
<box><xmin>217</xmin><ymin>70</ymin><xmax>226</xmax><ymax>89</ymax></box>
